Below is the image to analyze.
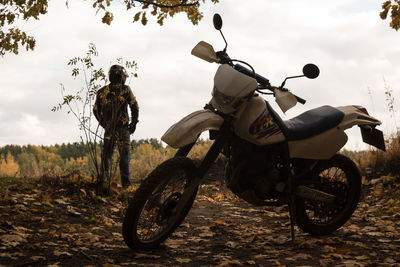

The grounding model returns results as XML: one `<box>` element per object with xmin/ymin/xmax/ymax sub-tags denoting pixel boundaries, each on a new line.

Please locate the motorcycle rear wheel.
<box><xmin>123</xmin><ymin>157</ymin><xmax>198</xmax><ymax>250</ymax></box>
<box><xmin>295</xmin><ymin>154</ymin><xmax>361</xmax><ymax>235</ymax></box>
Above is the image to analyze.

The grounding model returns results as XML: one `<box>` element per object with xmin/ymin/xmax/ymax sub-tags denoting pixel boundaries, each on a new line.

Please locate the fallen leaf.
<box><xmin>30</xmin><ymin>255</ymin><xmax>46</xmax><ymax>261</ymax></box>
<box><xmin>134</xmin><ymin>253</ymin><xmax>160</xmax><ymax>259</ymax></box>
<box><xmin>225</xmin><ymin>241</ymin><xmax>239</xmax><ymax>249</ymax></box>
<box><xmin>355</xmin><ymin>255</ymin><xmax>370</xmax><ymax>260</ymax></box>
<box><xmin>0</xmin><ymin>234</ymin><xmax>27</xmax><ymax>247</ymax></box>
<box><xmin>321</xmin><ymin>245</ymin><xmax>335</xmax><ymax>253</ymax></box>
<box><xmin>175</xmin><ymin>257</ymin><xmax>191</xmax><ymax>263</ymax></box>
<box><xmin>217</xmin><ymin>259</ymin><xmax>242</xmax><ymax>266</ymax></box>
<box><xmin>53</xmin><ymin>250</ymin><xmax>72</xmax><ymax>256</ymax></box>
<box><xmin>335</xmin><ymin>245</ymin><xmax>358</xmax><ymax>255</ymax></box>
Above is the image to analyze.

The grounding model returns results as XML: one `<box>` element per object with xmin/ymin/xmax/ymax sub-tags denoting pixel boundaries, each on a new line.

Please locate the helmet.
<box><xmin>109</xmin><ymin>65</ymin><xmax>128</xmax><ymax>84</ymax></box>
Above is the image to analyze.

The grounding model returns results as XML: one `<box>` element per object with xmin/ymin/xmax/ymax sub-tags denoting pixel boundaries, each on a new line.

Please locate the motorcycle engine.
<box><xmin>225</xmin><ymin>137</ymin><xmax>282</xmax><ymax>205</ymax></box>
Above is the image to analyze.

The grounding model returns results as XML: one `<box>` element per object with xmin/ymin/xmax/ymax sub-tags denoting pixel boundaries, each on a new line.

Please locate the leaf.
<box><xmin>30</xmin><ymin>255</ymin><xmax>46</xmax><ymax>261</ymax></box>
<box><xmin>380</xmin><ymin>1</ymin><xmax>391</xmax><ymax>19</ymax></box>
<box><xmin>53</xmin><ymin>250</ymin><xmax>72</xmax><ymax>256</ymax></box>
<box><xmin>134</xmin><ymin>253</ymin><xmax>160</xmax><ymax>259</ymax></box>
<box><xmin>292</xmin><ymin>253</ymin><xmax>313</xmax><ymax>260</ymax></box>
<box><xmin>102</xmin><ymin>11</ymin><xmax>114</xmax><ymax>25</ymax></box>
<box><xmin>72</xmin><ymin>68</ymin><xmax>80</xmax><ymax>77</ymax></box>
<box><xmin>355</xmin><ymin>255</ymin><xmax>370</xmax><ymax>260</ymax></box>
<box><xmin>319</xmin><ymin>258</ymin><xmax>334</xmax><ymax>266</ymax></box>
<box><xmin>225</xmin><ymin>241</ymin><xmax>239</xmax><ymax>249</ymax></box>
<box><xmin>215</xmin><ymin>193</ymin><xmax>225</xmax><ymax>200</ymax></box>
<box><xmin>214</xmin><ymin>219</ymin><xmax>226</xmax><ymax>225</ymax></box>
<box><xmin>386</xmin><ymin>225</ymin><xmax>396</xmax><ymax>232</ymax></box>
<box><xmin>0</xmin><ymin>234</ymin><xmax>27</xmax><ymax>247</ymax></box>
<box><xmin>141</xmin><ymin>12</ymin><xmax>148</xmax><ymax>25</ymax></box>
<box><xmin>217</xmin><ymin>259</ymin><xmax>242</xmax><ymax>266</ymax></box>
<box><xmin>133</xmin><ymin>12</ymin><xmax>141</xmax><ymax>22</ymax></box>
<box><xmin>321</xmin><ymin>245</ymin><xmax>335</xmax><ymax>253</ymax></box>
<box><xmin>175</xmin><ymin>258</ymin><xmax>191</xmax><ymax>264</ymax></box>
<box><xmin>335</xmin><ymin>245</ymin><xmax>358</xmax><ymax>255</ymax></box>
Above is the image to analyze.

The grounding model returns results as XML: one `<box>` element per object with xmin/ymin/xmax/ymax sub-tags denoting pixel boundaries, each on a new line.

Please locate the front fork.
<box><xmin>174</xmin><ymin>141</ymin><xmax>196</xmax><ymax>158</ymax></box>
<box><xmin>172</xmin><ymin>118</ymin><xmax>231</xmax><ymax>215</ymax></box>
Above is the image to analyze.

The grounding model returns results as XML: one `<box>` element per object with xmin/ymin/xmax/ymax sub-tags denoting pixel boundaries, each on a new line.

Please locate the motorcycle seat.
<box><xmin>282</xmin><ymin>105</ymin><xmax>345</xmax><ymax>141</ymax></box>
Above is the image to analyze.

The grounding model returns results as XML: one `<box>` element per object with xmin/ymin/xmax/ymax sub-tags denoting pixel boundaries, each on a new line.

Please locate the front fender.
<box><xmin>161</xmin><ymin>110</ymin><xmax>224</xmax><ymax>148</ymax></box>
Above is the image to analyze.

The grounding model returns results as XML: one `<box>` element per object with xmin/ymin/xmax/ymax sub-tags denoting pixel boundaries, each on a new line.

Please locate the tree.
<box><xmin>381</xmin><ymin>0</ymin><xmax>400</xmax><ymax>30</ymax></box>
<box><xmin>0</xmin><ymin>0</ymin><xmax>219</xmax><ymax>56</ymax></box>
<box><xmin>0</xmin><ymin>152</ymin><xmax>20</xmax><ymax>177</ymax></box>
<box><xmin>17</xmin><ymin>152</ymin><xmax>40</xmax><ymax>178</ymax></box>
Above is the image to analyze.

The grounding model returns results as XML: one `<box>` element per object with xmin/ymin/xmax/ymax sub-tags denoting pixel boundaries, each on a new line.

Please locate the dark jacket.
<box><xmin>93</xmin><ymin>83</ymin><xmax>139</xmax><ymax>130</ymax></box>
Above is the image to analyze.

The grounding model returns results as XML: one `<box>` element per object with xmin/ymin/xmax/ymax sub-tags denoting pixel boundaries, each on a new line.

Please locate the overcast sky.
<box><xmin>1</xmin><ymin>0</ymin><xmax>399</xmax><ymax>150</ymax></box>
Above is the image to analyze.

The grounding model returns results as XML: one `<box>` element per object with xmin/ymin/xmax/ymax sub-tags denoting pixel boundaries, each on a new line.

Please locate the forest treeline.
<box><xmin>1</xmin><ymin>133</ymin><xmax>400</xmax><ymax>183</ymax></box>
<box><xmin>0</xmin><ymin>139</ymin><xmax>212</xmax><ymax>182</ymax></box>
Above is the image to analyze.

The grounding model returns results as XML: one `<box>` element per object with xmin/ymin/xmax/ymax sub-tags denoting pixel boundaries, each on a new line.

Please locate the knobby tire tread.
<box><xmin>123</xmin><ymin>157</ymin><xmax>197</xmax><ymax>250</ymax></box>
<box><xmin>295</xmin><ymin>154</ymin><xmax>361</xmax><ymax>236</ymax></box>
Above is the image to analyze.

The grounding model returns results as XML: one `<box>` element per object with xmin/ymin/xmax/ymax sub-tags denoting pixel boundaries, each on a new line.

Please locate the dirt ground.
<box><xmin>0</xmin><ymin>170</ymin><xmax>399</xmax><ymax>267</ymax></box>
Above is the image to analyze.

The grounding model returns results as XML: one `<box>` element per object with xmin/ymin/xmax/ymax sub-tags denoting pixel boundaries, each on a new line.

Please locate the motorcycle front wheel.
<box><xmin>123</xmin><ymin>157</ymin><xmax>198</xmax><ymax>250</ymax></box>
<box><xmin>295</xmin><ymin>154</ymin><xmax>361</xmax><ymax>235</ymax></box>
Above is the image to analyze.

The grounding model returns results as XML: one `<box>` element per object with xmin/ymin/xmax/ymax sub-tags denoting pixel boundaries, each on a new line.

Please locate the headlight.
<box><xmin>212</xmin><ymin>88</ymin><xmax>235</xmax><ymax>105</ymax></box>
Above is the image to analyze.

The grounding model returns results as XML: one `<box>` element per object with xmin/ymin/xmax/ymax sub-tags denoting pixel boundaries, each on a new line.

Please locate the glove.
<box><xmin>128</xmin><ymin>121</ymin><xmax>137</xmax><ymax>134</ymax></box>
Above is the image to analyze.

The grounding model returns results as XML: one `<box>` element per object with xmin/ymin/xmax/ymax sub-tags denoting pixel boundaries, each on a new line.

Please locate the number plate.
<box><xmin>360</xmin><ymin>125</ymin><xmax>386</xmax><ymax>151</ymax></box>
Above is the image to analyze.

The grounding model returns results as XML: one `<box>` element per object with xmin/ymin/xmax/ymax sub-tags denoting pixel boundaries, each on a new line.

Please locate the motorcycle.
<box><xmin>123</xmin><ymin>14</ymin><xmax>386</xmax><ymax>250</ymax></box>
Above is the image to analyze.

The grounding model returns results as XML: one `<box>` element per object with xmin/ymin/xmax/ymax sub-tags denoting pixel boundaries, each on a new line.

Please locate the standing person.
<box><xmin>93</xmin><ymin>65</ymin><xmax>139</xmax><ymax>187</ymax></box>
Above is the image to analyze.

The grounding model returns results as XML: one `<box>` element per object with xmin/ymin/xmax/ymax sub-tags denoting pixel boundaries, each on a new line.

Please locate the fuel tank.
<box><xmin>235</xmin><ymin>96</ymin><xmax>285</xmax><ymax>145</ymax></box>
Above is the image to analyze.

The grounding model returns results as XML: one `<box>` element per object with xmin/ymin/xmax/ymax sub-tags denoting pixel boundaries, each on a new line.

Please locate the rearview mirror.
<box><xmin>191</xmin><ymin>41</ymin><xmax>219</xmax><ymax>63</ymax></box>
<box><xmin>213</xmin><ymin>13</ymin><xmax>223</xmax><ymax>30</ymax></box>
<box><xmin>303</xmin><ymin>64</ymin><xmax>320</xmax><ymax>79</ymax></box>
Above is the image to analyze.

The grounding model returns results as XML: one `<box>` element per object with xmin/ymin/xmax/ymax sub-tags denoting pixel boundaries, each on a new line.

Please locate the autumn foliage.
<box><xmin>0</xmin><ymin>152</ymin><xmax>19</xmax><ymax>177</ymax></box>
<box><xmin>0</xmin><ymin>0</ymin><xmax>219</xmax><ymax>56</ymax></box>
<box><xmin>0</xmin><ymin>139</ymin><xmax>211</xmax><ymax>183</ymax></box>
<box><xmin>381</xmin><ymin>0</ymin><xmax>400</xmax><ymax>30</ymax></box>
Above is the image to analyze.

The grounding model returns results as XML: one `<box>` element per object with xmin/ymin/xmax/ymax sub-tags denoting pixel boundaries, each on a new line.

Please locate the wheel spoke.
<box><xmin>304</xmin><ymin>166</ymin><xmax>350</xmax><ymax>225</ymax></box>
<box><xmin>136</xmin><ymin>168</ymin><xmax>188</xmax><ymax>242</ymax></box>
<box><xmin>295</xmin><ymin>155</ymin><xmax>361</xmax><ymax>236</ymax></box>
<box><xmin>123</xmin><ymin>157</ymin><xmax>198</xmax><ymax>249</ymax></box>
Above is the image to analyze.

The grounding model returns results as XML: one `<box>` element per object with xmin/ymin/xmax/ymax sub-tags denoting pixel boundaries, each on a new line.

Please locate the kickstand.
<box><xmin>289</xmin><ymin>195</ymin><xmax>296</xmax><ymax>242</ymax></box>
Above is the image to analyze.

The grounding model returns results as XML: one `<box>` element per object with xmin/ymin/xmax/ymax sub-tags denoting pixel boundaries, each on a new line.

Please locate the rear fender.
<box><xmin>161</xmin><ymin>110</ymin><xmax>224</xmax><ymax>148</ymax></box>
<box><xmin>337</xmin><ymin>105</ymin><xmax>381</xmax><ymax>129</ymax></box>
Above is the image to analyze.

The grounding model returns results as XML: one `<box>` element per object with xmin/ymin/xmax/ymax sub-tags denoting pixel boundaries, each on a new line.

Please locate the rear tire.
<box><xmin>295</xmin><ymin>154</ymin><xmax>361</xmax><ymax>235</ymax></box>
<box><xmin>123</xmin><ymin>157</ymin><xmax>197</xmax><ymax>250</ymax></box>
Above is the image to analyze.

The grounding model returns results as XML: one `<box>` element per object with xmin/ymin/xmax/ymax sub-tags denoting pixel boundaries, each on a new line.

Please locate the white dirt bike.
<box><xmin>123</xmin><ymin>14</ymin><xmax>386</xmax><ymax>250</ymax></box>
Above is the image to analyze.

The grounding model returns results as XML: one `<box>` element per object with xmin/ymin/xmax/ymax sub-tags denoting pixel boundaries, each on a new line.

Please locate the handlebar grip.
<box><xmin>294</xmin><ymin>94</ymin><xmax>306</xmax><ymax>105</ymax></box>
<box><xmin>234</xmin><ymin>64</ymin><xmax>270</xmax><ymax>86</ymax></box>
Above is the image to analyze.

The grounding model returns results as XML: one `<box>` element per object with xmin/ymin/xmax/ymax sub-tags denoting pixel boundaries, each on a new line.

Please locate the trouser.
<box><xmin>101</xmin><ymin>127</ymin><xmax>131</xmax><ymax>186</ymax></box>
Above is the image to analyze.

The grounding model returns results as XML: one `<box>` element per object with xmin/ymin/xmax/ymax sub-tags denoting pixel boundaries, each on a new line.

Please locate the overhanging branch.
<box><xmin>132</xmin><ymin>0</ymin><xmax>199</xmax><ymax>8</ymax></box>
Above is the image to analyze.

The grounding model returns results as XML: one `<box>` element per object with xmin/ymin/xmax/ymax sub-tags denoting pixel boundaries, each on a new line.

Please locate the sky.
<box><xmin>1</xmin><ymin>0</ymin><xmax>399</xmax><ymax>151</ymax></box>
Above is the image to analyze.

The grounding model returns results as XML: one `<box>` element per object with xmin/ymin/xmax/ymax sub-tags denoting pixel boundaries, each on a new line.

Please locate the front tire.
<box><xmin>295</xmin><ymin>154</ymin><xmax>361</xmax><ymax>235</ymax></box>
<box><xmin>123</xmin><ymin>157</ymin><xmax>198</xmax><ymax>250</ymax></box>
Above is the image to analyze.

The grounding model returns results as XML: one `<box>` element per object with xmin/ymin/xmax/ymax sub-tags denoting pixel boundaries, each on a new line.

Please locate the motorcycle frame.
<box><xmin>171</xmin><ymin>108</ymin><xmax>304</xmax><ymax>239</ymax></box>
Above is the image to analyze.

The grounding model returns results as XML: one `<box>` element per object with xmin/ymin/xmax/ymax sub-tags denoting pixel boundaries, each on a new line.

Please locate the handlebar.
<box><xmin>234</xmin><ymin>64</ymin><xmax>270</xmax><ymax>87</ymax></box>
<box><xmin>294</xmin><ymin>95</ymin><xmax>306</xmax><ymax>105</ymax></box>
<box><xmin>234</xmin><ymin>63</ymin><xmax>306</xmax><ymax>105</ymax></box>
